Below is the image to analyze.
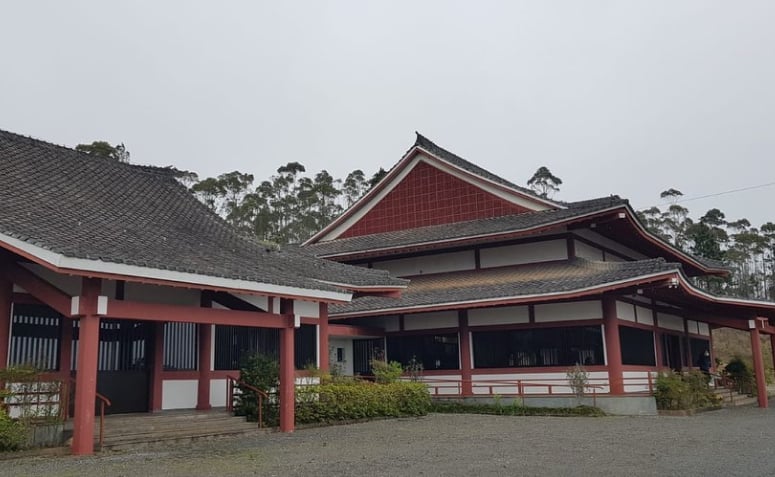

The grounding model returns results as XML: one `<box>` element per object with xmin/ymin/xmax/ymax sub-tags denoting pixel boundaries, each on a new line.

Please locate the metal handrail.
<box><xmin>64</xmin><ymin>377</ymin><xmax>112</xmax><ymax>450</ymax></box>
<box><xmin>226</xmin><ymin>374</ymin><xmax>269</xmax><ymax>429</ymax></box>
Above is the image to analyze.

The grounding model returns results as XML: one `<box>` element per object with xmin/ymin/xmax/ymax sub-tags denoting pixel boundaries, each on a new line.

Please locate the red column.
<box><xmin>279</xmin><ymin>298</ymin><xmax>295</xmax><ymax>433</ymax></box>
<box><xmin>72</xmin><ymin>277</ymin><xmax>101</xmax><ymax>456</ymax></box>
<box><xmin>0</xmin><ymin>277</ymin><xmax>12</xmax><ymax>368</ymax></box>
<box><xmin>59</xmin><ymin>319</ymin><xmax>73</xmax><ymax>381</ymax></box>
<box><xmin>196</xmin><ymin>323</ymin><xmax>212</xmax><ymax>410</ymax></box>
<box><xmin>150</xmin><ymin>322</ymin><xmax>165</xmax><ymax>411</ymax></box>
<box><xmin>318</xmin><ymin>303</ymin><xmax>329</xmax><ymax>373</ymax></box>
<box><xmin>770</xmin><ymin>334</ymin><xmax>775</xmax><ymax>378</ymax></box>
<box><xmin>750</xmin><ymin>326</ymin><xmax>768</xmax><ymax>408</ymax></box>
<box><xmin>603</xmin><ymin>297</ymin><xmax>624</xmax><ymax>395</ymax></box>
<box><xmin>458</xmin><ymin>311</ymin><xmax>473</xmax><ymax>396</ymax></box>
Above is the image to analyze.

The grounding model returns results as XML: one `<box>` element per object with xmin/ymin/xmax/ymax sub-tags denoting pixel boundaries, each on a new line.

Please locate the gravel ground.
<box><xmin>4</xmin><ymin>406</ymin><xmax>775</xmax><ymax>477</ymax></box>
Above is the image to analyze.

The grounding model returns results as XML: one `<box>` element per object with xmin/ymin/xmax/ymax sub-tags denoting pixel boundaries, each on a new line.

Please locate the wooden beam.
<box><xmin>1</xmin><ymin>264</ymin><xmax>72</xmax><ymax>316</ymax></box>
<box><xmin>328</xmin><ymin>324</ymin><xmax>385</xmax><ymax>337</ymax></box>
<box><xmin>105</xmin><ymin>298</ymin><xmax>288</xmax><ymax>328</ymax></box>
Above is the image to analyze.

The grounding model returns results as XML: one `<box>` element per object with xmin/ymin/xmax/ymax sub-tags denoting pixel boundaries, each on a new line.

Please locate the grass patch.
<box><xmin>430</xmin><ymin>401</ymin><xmax>605</xmax><ymax>417</ymax></box>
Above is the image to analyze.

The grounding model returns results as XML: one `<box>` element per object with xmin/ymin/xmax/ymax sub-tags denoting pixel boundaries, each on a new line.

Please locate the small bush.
<box><xmin>234</xmin><ymin>353</ymin><xmax>279</xmax><ymax>426</ymax></box>
<box><xmin>295</xmin><ymin>381</ymin><xmax>431</xmax><ymax>424</ymax></box>
<box><xmin>654</xmin><ymin>370</ymin><xmax>720</xmax><ymax>410</ymax></box>
<box><xmin>724</xmin><ymin>357</ymin><xmax>754</xmax><ymax>395</ymax></box>
<box><xmin>0</xmin><ymin>408</ymin><xmax>28</xmax><ymax>452</ymax></box>
<box><xmin>370</xmin><ymin>359</ymin><xmax>403</xmax><ymax>384</ymax></box>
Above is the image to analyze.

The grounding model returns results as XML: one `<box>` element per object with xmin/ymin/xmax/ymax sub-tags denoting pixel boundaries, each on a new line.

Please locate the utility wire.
<box><xmin>652</xmin><ymin>181</ymin><xmax>775</xmax><ymax>208</ymax></box>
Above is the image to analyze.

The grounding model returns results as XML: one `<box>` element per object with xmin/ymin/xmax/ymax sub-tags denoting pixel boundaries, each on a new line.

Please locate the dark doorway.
<box><xmin>75</xmin><ymin>319</ymin><xmax>151</xmax><ymax>414</ymax></box>
<box><xmin>662</xmin><ymin>334</ymin><xmax>684</xmax><ymax>371</ymax></box>
<box><xmin>353</xmin><ymin>338</ymin><xmax>384</xmax><ymax>376</ymax></box>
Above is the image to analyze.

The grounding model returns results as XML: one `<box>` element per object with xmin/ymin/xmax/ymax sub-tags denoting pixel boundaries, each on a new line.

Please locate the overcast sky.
<box><xmin>2</xmin><ymin>1</ymin><xmax>773</xmax><ymax>227</ymax></box>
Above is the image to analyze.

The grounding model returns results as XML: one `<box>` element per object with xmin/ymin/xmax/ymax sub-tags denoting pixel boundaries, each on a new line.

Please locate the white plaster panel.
<box><xmin>616</xmin><ymin>301</ymin><xmax>636</xmax><ymax>322</ymax></box>
<box><xmin>575</xmin><ymin>241</ymin><xmax>604</xmax><ymax>261</ymax></box>
<box><xmin>635</xmin><ymin>306</ymin><xmax>654</xmax><ymax>325</ymax></box>
<box><xmin>162</xmin><ymin>380</ymin><xmax>198</xmax><ymax>410</ymax></box>
<box><xmin>480</xmin><ymin>240</ymin><xmax>567</xmax><ymax>268</ymax></box>
<box><xmin>657</xmin><ymin>313</ymin><xmax>685</xmax><ymax>332</ymax></box>
<box><xmin>468</xmin><ymin>306</ymin><xmax>529</xmax><ymax>327</ymax></box>
<box><xmin>294</xmin><ymin>300</ymin><xmax>320</xmax><ymax>318</ymax></box>
<box><xmin>471</xmin><ymin>372</ymin><xmax>609</xmax><ymax>395</ymax></box>
<box><xmin>125</xmin><ymin>282</ymin><xmax>200</xmax><ymax>306</ymax></box>
<box><xmin>417</xmin><ymin>375</ymin><xmax>463</xmax><ymax>396</ymax></box>
<box><xmin>534</xmin><ymin>300</ymin><xmax>602</xmax><ymax>323</ymax></box>
<box><xmin>233</xmin><ymin>294</ymin><xmax>269</xmax><ymax>311</ymax></box>
<box><xmin>403</xmin><ymin>311</ymin><xmax>458</xmax><ymax>330</ymax></box>
<box><xmin>272</xmin><ymin>299</ymin><xmax>280</xmax><ymax>314</ymax></box>
<box><xmin>329</xmin><ymin>337</ymin><xmax>354</xmax><ymax>375</ymax></box>
<box><xmin>210</xmin><ymin>379</ymin><xmax>227</xmax><ymax>407</ymax></box>
<box><xmin>572</xmin><ymin>229</ymin><xmax>648</xmax><ymax>260</ymax></box>
<box><xmin>372</xmin><ymin>250</ymin><xmax>475</xmax><ymax>277</ymax></box>
<box><xmin>686</xmin><ymin>320</ymin><xmax>700</xmax><ymax>335</ymax></box>
<box><xmin>697</xmin><ymin>322</ymin><xmax>710</xmax><ymax>336</ymax></box>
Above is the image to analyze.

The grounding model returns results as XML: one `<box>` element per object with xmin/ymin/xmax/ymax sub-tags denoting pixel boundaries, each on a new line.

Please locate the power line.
<box><xmin>653</xmin><ymin>181</ymin><xmax>775</xmax><ymax>207</ymax></box>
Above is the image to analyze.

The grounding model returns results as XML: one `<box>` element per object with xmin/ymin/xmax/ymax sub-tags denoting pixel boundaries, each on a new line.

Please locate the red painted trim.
<box><xmin>386</xmin><ymin>327</ymin><xmax>460</xmax><ymax>337</ymax></box>
<box><xmin>150</xmin><ymin>322</ymin><xmax>164</xmax><ymax>411</ymax></box>
<box><xmin>528</xmin><ymin>305</ymin><xmax>536</xmax><ymax>324</ymax></box>
<box><xmin>106</xmin><ymin>298</ymin><xmax>287</xmax><ymax>327</ymax></box>
<box><xmin>467</xmin><ymin>320</ymin><xmax>604</xmax><ymax>333</ymax></box>
<box><xmin>471</xmin><ymin>365</ymin><xmax>609</xmax><ymax>375</ymax></box>
<box><xmin>328</xmin><ymin>324</ymin><xmax>385</xmax><ymax>337</ymax></box>
<box><xmin>161</xmin><ymin>370</ymin><xmax>201</xmax><ymax>380</ymax></box>
<box><xmin>751</xmin><ymin>327</ymin><xmax>768</xmax><ymax>408</ymax></box>
<box><xmin>11</xmin><ymin>292</ymin><xmax>43</xmax><ymax>305</ymax></box>
<box><xmin>2</xmin><ymin>264</ymin><xmax>72</xmax><ymax>316</ymax></box>
<box><xmin>617</xmin><ymin>320</ymin><xmax>656</xmax><ymax>332</ymax></box>
<box><xmin>0</xmin><ymin>278</ymin><xmax>11</xmax><ymax>368</ymax></box>
<box><xmin>71</xmin><ymin>277</ymin><xmax>101</xmax><ymax>456</ymax></box>
<box><xmin>474</xmin><ymin>248</ymin><xmax>481</xmax><ymax>270</ymax></box>
<box><xmin>319</xmin><ymin>303</ymin><xmax>329</xmax><ymax>372</ymax></box>
<box><xmin>566</xmin><ymin>237</ymin><xmax>576</xmax><ymax>260</ymax></box>
<box><xmin>196</xmin><ymin>323</ymin><xmax>212</xmax><ymax>410</ymax></box>
<box><xmin>458</xmin><ymin>311</ymin><xmax>473</xmax><ymax>396</ymax></box>
<box><xmin>279</xmin><ymin>299</ymin><xmax>295</xmax><ymax>433</ymax></box>
<box><xmin>603</xmin><ymin>297</ymin><xmax>624</xmax><ymax>395</ymax></box>
<box><xmin>59</xmin><ymin>318</ymin><xmax>73</xmax><ymax>377</ymax></box>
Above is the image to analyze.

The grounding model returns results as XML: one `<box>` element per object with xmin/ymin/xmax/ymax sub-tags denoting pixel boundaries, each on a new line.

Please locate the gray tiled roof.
<box><xmin>0</xmin><ymin>129</ymin><xmax>405</xmax><ymax>293</ymax></box>
<box><xmin>330</xmin><ymin>258</ymin><xmax>681</xmax><ymax>316</ymax></box>
<box><xmin>306</xmin><ymin>196</ymin><xmax>627</xmax><ymax>257</ymax></box>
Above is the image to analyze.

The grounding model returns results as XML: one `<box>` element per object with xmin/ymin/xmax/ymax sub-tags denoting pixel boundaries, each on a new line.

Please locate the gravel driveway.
<box><xmin>5</xmin><ymin>406</ymin><xmax>775</xmax><ymax>477</ymax></box>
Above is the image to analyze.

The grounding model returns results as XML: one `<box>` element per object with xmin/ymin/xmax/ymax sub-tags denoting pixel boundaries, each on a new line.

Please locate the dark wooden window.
<box><xmin>472</xmin><ymin>326</ymin><xmax>603</xmax><ymax>368</ymax></box>
<box><xmin>9</xmin><ymin>304</ymin><xmax>61</xmax><ymax>371</ymax></box>
<box><xmin>213</xmin><ymin>324</ymin><xmax>316</xmax><ymax>370</ymax></box>
<box><xmin>386</xmin><ymin>333</ymin><xmax>459</xmax><ymax>370</ymax></box>
<box><xmin>619</xmin><ymin>326</ymin><xmax>656</xmax><ymax>366</ymax></box>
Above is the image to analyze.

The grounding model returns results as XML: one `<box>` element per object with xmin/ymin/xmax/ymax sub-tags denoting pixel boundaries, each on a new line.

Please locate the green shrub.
<box><xmin>725</xmin><ymin>357</ymin><xmax>754</xmax><ymax>395</ymax></box>
<box><xmin>654</xmin><ymin>370</ymin><xmax>721</xmax><ymax>410</ymax></box>
<box><xmin>234</xmin><ymin>353</ymin><xmax>279</xmax><ymax>426</ymax></box>
<box><xmin>0</xmin><ymin>408</ymin><xmax>28</xmax><ymax>452</ymax></box>
<box><xmin>430</xmin><ymin>401</ymin><xmax>605</xmax><ymax>417</ymax></box>
<box><xmin>369</xmin><ymin>359</ymin><xmax>403</xmax><ymax>384</ymax></box>
<box><xmin>295</xmin><ymin>381</ymin><xmax>431</xmax><ymax>424</ymax></box>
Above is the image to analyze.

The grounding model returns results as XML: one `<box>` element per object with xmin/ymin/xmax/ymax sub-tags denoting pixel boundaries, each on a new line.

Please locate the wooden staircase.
<box><xmin>713</xmin><ymin>386</ymin><xmax>758</xmax><ymax>408</ymax></box>
<box><xmin>68</xmin><ymin>409</ymin><xmax>269</xmax><ymax>452</ymax></box>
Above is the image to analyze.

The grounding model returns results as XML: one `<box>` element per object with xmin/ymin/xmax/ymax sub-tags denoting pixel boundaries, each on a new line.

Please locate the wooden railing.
<box><xmin>226</xmin><ymin>374</ymin><xmax>269</xmax><ymax>429</ymax></box>
<box><xmin>63</xmin><ymin>378</ymin><xmax>112</xmax><ymax>451</ymax></box>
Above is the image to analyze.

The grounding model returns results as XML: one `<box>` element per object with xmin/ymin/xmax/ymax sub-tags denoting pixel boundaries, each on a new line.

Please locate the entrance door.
<box><xmin>662</xmin><ymin>334</ymin><xmax>684</xmax><ymax>371</ymax></box>
<box><xmin>353</xmin><ymin>338</ymin><xmax>384</xmax><ymax>376</ymax></box>
<box><xmin>75</xmin><ymin>320</ymin><xmax>151</xmax><ymax>414</ymax></box>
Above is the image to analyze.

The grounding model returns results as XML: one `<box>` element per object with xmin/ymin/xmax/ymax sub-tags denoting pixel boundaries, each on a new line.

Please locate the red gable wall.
<box><xmin>339</xmin><ymin>162</ymin><xmax>532</xmax><ymax>238</ymax></box>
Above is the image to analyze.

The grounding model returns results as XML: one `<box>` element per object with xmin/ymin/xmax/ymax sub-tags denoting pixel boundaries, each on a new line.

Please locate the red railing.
<box><xmin>63</xmin><ymin>378</ymin><xmax>112</xmax><ymax>451</ymax></box>
<box><xmin>226</xmin><ymin>374</ymin><xmax>269</xmax><ymax>429</ymax></box>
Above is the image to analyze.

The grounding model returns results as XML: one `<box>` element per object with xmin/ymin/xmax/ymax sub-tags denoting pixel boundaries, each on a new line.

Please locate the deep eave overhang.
<box><xmin>0</xmin><ymin>232</ymin><xmax>354</xmax><ymax>303</ymax></box>
<box><xmin>304</xmin><ymin>144</ymin><xmax>564</xmax><ymax>245</ymax></box>
<box><xmin>330</xmin><ymin>269</ymin><xmax>775</xmax><ymax>319</ymax></box>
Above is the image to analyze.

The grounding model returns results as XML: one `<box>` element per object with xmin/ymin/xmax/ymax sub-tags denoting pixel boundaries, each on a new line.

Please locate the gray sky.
<box><xmin>2</xmin><ymin>1</ymin><xmax>774</xmax><ymax>227</ymax></box>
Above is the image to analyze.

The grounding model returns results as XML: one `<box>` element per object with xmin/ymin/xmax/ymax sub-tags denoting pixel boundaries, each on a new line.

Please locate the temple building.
<box><xmin>303</xmin><ymin>133</ymin><xmax>775</xmax><ymax>412</ymax></box>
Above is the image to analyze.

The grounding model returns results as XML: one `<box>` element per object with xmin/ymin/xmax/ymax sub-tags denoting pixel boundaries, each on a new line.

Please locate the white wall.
<box><xmin>534</xmin><ymin>300</ymin><xmax>602</xmax><ymax>323</ymax></box>
<box><xmin>372</xmin><ymin>250</ymin><xmax>476</xmax><ymax>277</ymax></box>
<box><xmin>657</xmin><ymin>313</ymin><xmax>685</xmax><ymax>332</ymax></box>
<box><xmin>210</xmin><ymin>378</ymin><xmax>227</xmax><ymax>407</ymax></box>
<box><xmin>572</xmin><ymin>229</ymin><xmax>648</xmax><ymax>260</ymax></box>
<box><xmin>480</xmin><ymin>239</ymin><xmax>567</xmax><ymax>268</ymax></box>
<box><xmin>616</xmin><ymin>301</ymin><xmax>655</xmax><ymax>326</ymax></box>
<box><xmin>294</xmin><ymin>300</ymin><xmax>320</xmax><ymax>318</ymax></box>
<box><xmin>471</xmin><ymin>371</ymin><xmax>610</xmax><ymax>395</ymax></box>
<box><xmin>575</xmin><ymin>240</ymin><xmax>604</xmax><ymax>261</ymax></box>
<box><xmin>404</xmin><ymin>311</ymin><xmax>458</xmax><ymax>330</ymax></box>
<box><xmin>162</xmin><ymin>380</ymin><xmax>198</xmax><ymax>410</ymax></box>
<box><xmin>329</xmin><ymin>337</ymin><xmax>354</xmax><ymax>375</ymax></box>
<box><xmin>468</xmin><ymin>306</ymin><xmax>529</xmax><ymax>327</ymax></box>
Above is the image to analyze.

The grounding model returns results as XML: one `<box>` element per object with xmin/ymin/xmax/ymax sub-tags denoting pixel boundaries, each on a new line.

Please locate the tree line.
<box><xmin>77</xmin><ymin>140</ymin><xmax>772</xmax><ymax>301</ymax></box>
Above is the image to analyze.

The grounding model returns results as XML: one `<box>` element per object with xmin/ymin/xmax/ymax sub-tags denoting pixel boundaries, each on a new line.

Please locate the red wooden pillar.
<box><xmin>72</xmin><ymin>278</ymin><xmax>101</xmax><ymax>456</ymax></box>
<box><xmin>279</xmin><ymin>298</ymin><xmax>295</xmax><ymax>433</ymax></box>
<box><xmin>603</xmin><ymin>296</ymin><xmax>624</xmax><ymax>395</ymax></box>
<box><xmin>750</xmin><ymin>325</ymin><xmax>768</xmax><ymax>408</ymax></box>
<box><xmin>458</xmin><ymin>311</ymin><xmax>473</xmax><ymax>396</ymax></box>
<box><xmin>318</xmin><ymin>302</ymin><xmax>329</xmax><ymax>373</ymax></box>
<box><xmin>150</xmin><ymin>322</ymin><xmax>165</xmax><ymax>411</ymax></box>
<box><xmin>59</xmin><ymin>319</ymin><xmax>73</xmax><ymax>381</ymax></box>
<box><xmin>770</xmin><ymin>334</ymin><xmax>775</xmax><ymax>378</ymax></box>
<box><xmin>196</xmin><ymin>324</ymin><xmax>212</xmax><ymax>410</ymax></box>
<box><xmin>0</xmin><ymin>277</ymin><xmax>12</xmax><ymax>368</ymax></box>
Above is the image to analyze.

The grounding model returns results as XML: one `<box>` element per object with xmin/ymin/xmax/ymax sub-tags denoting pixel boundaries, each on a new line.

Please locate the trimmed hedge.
<box><xmin>654</xmin><ymin>370</ymin><xmax>721</xmax><ymax>410</ymax></box>
<box><xmin>0</xmin><ymin>408</ymin><xmax>28</xmax><ymax>452</ymax></box>
<box><xmin>430</xmin><ymin>401</ymin><xmax>605</xmax><ymax>417</ymax></box>
<box><xmin>295</xmin><ymin>381</ymin><xmax>431</xmax><ymax>424</ymax></box>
